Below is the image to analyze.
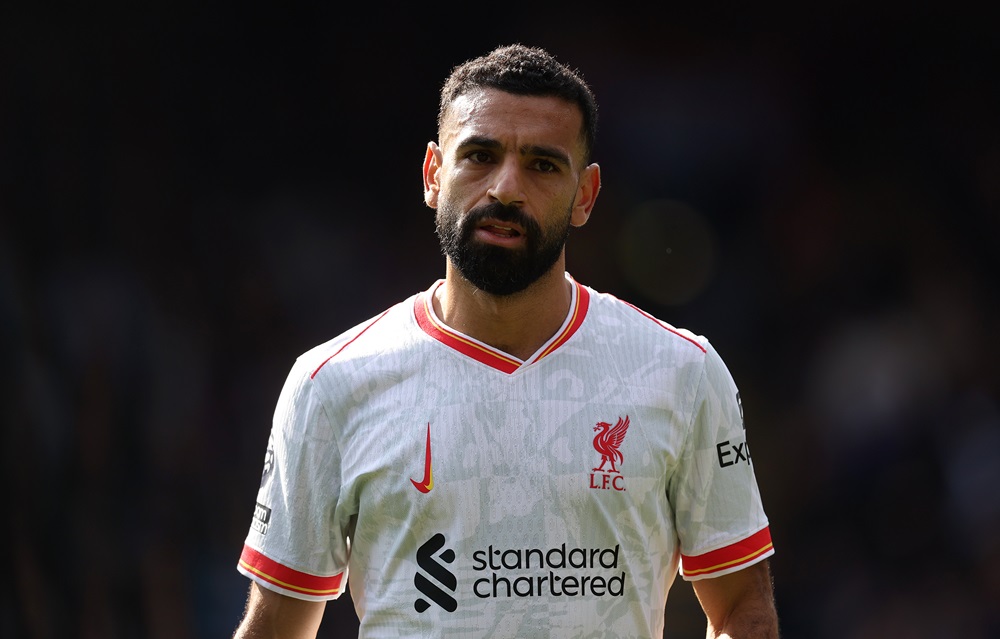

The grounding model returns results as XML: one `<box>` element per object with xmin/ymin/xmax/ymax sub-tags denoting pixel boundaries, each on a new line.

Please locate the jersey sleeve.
<box><xmin>668</xmin><ymin>343</ymin><xmax>774</xmax><ymax>581</ymax></box>
<box><xmin>236</xmin><ymin>356</ymin><xmax>350</xmax><ymax>601</ymax></box>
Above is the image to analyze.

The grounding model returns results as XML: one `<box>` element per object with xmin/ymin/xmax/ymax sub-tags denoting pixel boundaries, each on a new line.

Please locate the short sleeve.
<box><xmin>236</xmin><ymin>357</ymin><xmax>350</xmax><ymax>601</ymax></box>
<box><xmin>668</xmin><ymin>343</ymin><xmax>774</xmax><ymax>580</ymax></box>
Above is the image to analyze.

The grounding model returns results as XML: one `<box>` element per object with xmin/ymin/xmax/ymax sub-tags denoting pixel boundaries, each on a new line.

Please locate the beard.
<box><xmin>435</xmin><ymin>200</ymin><xmax>572</xmax><ymax>296</ymax></box>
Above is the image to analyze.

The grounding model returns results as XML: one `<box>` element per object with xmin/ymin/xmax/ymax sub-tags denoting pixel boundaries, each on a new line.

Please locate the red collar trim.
<box><xmin>413</xmin><ymin>277</ymin><xmax>590</xmax><ymax>374</ymax></box>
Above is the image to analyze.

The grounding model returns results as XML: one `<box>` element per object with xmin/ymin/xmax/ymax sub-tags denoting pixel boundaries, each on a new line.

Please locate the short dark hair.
<box><xmin>438</xmin><ymin>44</ymin><xmax>598</xmax><ymax>162</ymax></box>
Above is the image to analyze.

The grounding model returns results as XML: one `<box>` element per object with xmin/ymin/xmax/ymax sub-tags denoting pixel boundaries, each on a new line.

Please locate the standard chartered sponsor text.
<box><xmin>471</xmin><ymin>543</ymin><xmax>626</xmax><ymax>598</ymax></box>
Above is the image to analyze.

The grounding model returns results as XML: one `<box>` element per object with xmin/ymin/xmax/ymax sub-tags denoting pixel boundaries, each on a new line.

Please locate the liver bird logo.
<box><xmin>592</xmin><ymin>415</ymin><xmax>630</xmax><ymax>473</ymax></box>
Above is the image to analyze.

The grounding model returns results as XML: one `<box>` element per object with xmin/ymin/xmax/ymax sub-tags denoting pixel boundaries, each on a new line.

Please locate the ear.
<box><xmin>570</xmin><ymin>163</ymin><xmax>601</xmax><ymax>227</ymax></box>
<box><xmin>423</xmin><ymin>142</ymin><xmax>443</xmax><ymax>208</ymax></box>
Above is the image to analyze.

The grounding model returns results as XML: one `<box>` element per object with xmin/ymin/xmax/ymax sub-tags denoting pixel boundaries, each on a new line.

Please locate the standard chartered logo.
<box><xmin>414</xmin><ymin>533</ymin><xmax>458</xmax><ymax>612</ymax></box>
<box><xmin>415</xmin><ymin>535</ymin><xmax>627</xmax><ymax>613</ymax></box>
<box><xmin>472</xmin><ymin>543</ymin><xmax>626</xmax><ymax>598</ymax></box>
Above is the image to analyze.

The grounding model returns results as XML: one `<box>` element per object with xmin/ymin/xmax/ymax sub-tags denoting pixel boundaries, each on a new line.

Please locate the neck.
<box><xmin>435</xmin><ymin>261</ymin><xmax>573</xmax><ymax>361</ymax></box>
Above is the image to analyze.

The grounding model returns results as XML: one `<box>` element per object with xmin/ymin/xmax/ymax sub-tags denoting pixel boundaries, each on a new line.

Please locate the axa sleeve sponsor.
<box><xmin>237</xmin><ymin>357</ymin><xmax>350</xmax><ymax>601</ymax></box>
<box><xmin>668</xmin><ymin>343</ymin><xmax>774</xmax><ymax>581</ymax></box>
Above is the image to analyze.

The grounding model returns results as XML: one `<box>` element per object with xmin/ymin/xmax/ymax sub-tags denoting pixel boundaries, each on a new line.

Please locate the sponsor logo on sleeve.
<box><xmin>716</xmin><ymin>439</ymin><xmax>751</xmax><ymax>468</ymax></box>
<box><xmin>717</xmin><ymin>393</ymin><xmax>751</xmax><ymax>468</ymax></box>
<box><xmin>737</xmin><ymin>391</ymin><xmax>745</xmax><ymax>429</ymax></box>
<box><xmin>251</xmin><ymin>502</ymin><xmax>271</xmax><ymax>535</ymax></box>
<box><xmin>260</xmin><ymin>434</ymin><xmax>275</xmax><ymax>488</ymax></box>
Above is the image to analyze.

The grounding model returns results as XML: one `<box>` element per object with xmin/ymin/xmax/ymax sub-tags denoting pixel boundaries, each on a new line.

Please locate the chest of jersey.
<box><xmin>322</xmin><ymin>332</ymin><xmax>697</xmax><ymax>625</ymax></box>
<box><xmin>333</xmin><ymin>340</ymin><xmax>693</xmax><ymax>517</ymax></box>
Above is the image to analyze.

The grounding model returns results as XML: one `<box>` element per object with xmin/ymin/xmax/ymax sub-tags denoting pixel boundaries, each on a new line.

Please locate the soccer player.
<box><xmin>233</xmin><ymin>44</ymin><xmax>778</xmax><ymax>638</ymax></box>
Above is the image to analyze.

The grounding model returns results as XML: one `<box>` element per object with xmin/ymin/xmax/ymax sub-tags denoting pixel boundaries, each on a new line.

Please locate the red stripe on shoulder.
<box><xmin>620</xmin><ymin>299</ymin><xmax>707</xmax><ymax>353</ymax></box>
<box><xmin>311</xmin><ymin>309</ymin><xmax>392</xmax><ymax>379</ymax></box>
<box><xmin>681</xmin><ymin>527</ymin><xmax>774</xmax><ymax>578</ymax></box>
<box><xmin>238</xmin><ymin>545</ymin><xmax>345</xmax><ymax>597</ymax></box>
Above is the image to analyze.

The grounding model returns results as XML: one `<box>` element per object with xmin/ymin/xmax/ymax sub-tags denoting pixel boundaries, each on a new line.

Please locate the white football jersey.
<box><xmin>238</xmin><ymin>273</ymin><xmax>773</xmax><ymax>638</ymax></box>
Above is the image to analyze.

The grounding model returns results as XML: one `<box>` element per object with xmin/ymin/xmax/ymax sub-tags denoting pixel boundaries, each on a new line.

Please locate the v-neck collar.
<box><xmin>413</xmin><ymin>274</ymin><xmax>590</xmax><ymax>374</ymax></box>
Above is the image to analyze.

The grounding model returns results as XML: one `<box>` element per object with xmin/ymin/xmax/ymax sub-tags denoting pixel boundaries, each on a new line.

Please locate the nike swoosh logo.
<box><xmin>410</xmin><ymin>422</ymin><xmax>433</xmax><ymax>493</ymax></box>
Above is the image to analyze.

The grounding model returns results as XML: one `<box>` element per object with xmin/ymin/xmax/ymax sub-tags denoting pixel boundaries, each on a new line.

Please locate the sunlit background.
<box><xmin>4</xmin><ymin>5</ymin><xmax>999</xmax><ymax>638</ymax></box>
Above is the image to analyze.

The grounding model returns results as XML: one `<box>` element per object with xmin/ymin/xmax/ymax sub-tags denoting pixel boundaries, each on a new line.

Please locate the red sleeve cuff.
<box><xmin>238</xmin><ymin>544</ymin><xmax>346</xmax><ymax>598</ymax></box>
<box><xmin>681</xmin><ymin>526</ymin><xmax>774</xmax><ymax>579</ymax></box>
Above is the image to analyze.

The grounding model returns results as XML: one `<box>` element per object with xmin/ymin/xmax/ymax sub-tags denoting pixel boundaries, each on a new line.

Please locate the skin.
<box><xmin>232</xmin><ymin>582</ymin><xmax>325</xmax><ymax>639</ymax></box>
<box><xmin>693</xmin><ymin>560</ymin><xmax>779</xmax><ymax>638</ymax></box>
<box><xmin>233</xmin><ymin>86</ymin><xmax>779</xmax><ymax>639</ymax></box>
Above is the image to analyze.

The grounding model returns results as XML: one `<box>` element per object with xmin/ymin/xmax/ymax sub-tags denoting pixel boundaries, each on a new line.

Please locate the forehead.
<box><xmin>440</xmin><ymin>88</ymin><xmax>585</xmax><ymax>158</ymax></box>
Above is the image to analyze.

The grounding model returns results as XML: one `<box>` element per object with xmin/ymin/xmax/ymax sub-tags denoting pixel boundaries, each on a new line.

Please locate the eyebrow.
<box><xmin>455</xmin><ymin>135</ymin><xmax>572</xmax><ymax>168</ymax></box>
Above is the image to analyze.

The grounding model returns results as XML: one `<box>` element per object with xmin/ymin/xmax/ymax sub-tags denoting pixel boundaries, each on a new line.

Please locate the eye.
<box><xmin>466</xmin><ymin>150</ymin><xmax>493</xmax><ymax>164</ymax></box>
<box><xmin>534</xmin><ymin>159</ymin><xmax>559</xmax><ymax>173</ymax></box>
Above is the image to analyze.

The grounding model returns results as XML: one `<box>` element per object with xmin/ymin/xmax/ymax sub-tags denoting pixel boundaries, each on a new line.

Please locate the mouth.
<box><xmin>474</xmin><ymin>219</ymin><xmax>526</xmax><ymax>245</ymax></box>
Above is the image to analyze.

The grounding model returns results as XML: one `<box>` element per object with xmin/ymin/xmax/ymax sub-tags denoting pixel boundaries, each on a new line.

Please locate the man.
<box><xmin>233</xmin><ymin>44</ymin><xmax>778</xmax><ymax>638</ymax></box>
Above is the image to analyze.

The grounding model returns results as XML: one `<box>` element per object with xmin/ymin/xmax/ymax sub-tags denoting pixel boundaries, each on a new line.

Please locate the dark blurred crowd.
<box><xmin>4</xmin><ymin>6</ymin><xmax>999</xmax><ymax>638</ymax></box>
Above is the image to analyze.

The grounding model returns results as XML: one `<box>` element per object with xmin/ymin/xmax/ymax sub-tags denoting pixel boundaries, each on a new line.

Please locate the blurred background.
<box><xmin>3</xmin><ymin>3</ymin><xmax>999</xmax><ymax>638</ymax></box>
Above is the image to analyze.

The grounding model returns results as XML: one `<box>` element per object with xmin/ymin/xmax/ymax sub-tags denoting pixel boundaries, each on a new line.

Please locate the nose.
<box><xmin>486</xmin><ymin>157</ymin><xmax>525</xmax><ymax>207</ymax></box>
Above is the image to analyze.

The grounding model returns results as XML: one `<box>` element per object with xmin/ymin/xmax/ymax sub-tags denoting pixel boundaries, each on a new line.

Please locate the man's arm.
<box><xmin>232</xmin><ymin>582</ymin><xmax>327</xmax><ymax>639</ymax></box>
<box><xmin>691</xmin><ymin>560</ymin><xmax>779</xmax><ymax>638</ymax></box>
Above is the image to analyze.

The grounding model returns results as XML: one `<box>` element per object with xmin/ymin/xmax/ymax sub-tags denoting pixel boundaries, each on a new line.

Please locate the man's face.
<box><xmin>425</xmin><ymin>88</ymin><xmax>596</xmax><ymax>296</ymax></box>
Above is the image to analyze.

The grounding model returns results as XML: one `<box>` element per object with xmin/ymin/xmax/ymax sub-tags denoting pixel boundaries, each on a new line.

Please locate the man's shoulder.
<box><xmin>296</xmin><ymin>290</ymin><xmax>425</xmax><ymax>380</ymax></box>
<box><xmin>582</xmin><ymin>284</ymin><xmax>709</xmax><ymax>356</ymax></box>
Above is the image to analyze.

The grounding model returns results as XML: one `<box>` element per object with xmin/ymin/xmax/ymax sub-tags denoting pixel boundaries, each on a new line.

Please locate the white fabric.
<box><xmin>239</xmin><ymin>273</ymin><xmax>772</xmax><ymax>638</ymax></box>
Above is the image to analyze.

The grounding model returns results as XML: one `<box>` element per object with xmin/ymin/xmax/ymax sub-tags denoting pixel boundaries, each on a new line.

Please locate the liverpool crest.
<box><xmin>590</xmin><ymin>416</ymin><xmax>630</xmax><ymax>491</ymax></box>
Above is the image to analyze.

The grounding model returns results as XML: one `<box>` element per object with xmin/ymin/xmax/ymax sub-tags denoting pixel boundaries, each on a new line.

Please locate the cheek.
<box><xmin>434</xmin><ymin>197</ymin><xmax>466</xmax><ymax>234</ymax></box>
<box><xmin>436</xmin><ymin>170</ymin><xmax>460</xmax><ymax>198</ymax></box>
<box><xmin>438</xmin><ymin>177</ymin><xmax>485</xmax><ymax>214</ymax></box>
<box><xmin>535</xmin><ymin>178</ymin><xmax>577</xmax><ymax>207</ymax></box>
